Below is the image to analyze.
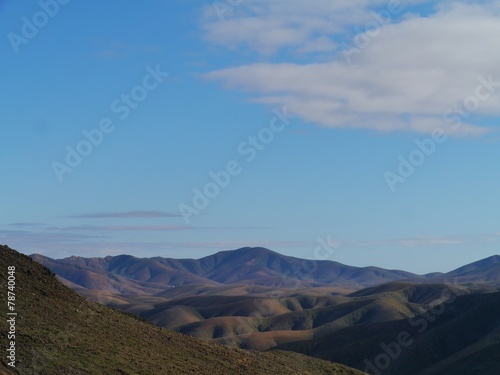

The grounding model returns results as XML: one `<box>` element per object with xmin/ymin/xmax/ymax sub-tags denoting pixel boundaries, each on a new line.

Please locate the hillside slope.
<box><xmin>138</xmin><ymin>283</ymin><xmax>470</xmax><ymax>350</ymax></box>
<box><xmin>275</xmin><ymin>287</ymin><xmax>500</xmax><ymax>375</ymax></box>
<box><xmin>1</xmin><ymin>245</ymin><xmax>365</xmax><ymax>375</ymax></box>
<box><xmin>107</xmin><ymin>280</ymin><xmax>499</xmax><ymax>375</ymax></box>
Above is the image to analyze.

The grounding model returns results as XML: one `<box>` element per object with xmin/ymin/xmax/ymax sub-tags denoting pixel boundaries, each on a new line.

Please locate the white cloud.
<box><xmin>70</xmin><ymin>211</ymin><xmax>180</xmax><ymax>219</ymax></box>
<box><xmin>202</xmin><ymin>0</ymin><xmax>400</xmax><ymax>54</ymax></box>
<box><xmin>202</xmin><ymin>0</ymin><xmax>500</xmax><ymax>136</ymax></box>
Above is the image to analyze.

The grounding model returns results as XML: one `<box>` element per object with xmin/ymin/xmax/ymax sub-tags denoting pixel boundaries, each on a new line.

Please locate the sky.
<box><xmin>1</xmin><ymin>0</ymin><xmax>500</xmax><ymax>274</ymax></box>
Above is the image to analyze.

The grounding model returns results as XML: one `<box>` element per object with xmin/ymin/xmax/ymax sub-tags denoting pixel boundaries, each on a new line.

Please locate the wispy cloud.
<box><xmin>1</xmin><ymin>231</ymin><xmax>304</xmax><ymax>259</ymax></box>
<box><xmin>0</xmin><ymin>229</ymin><xmax>108</xmax><ymax>257</ymax></box>
<box><xmin>48</xmin><ymin>225</ymin><xmax>192</xmax><ymax>232</ymax></box>
<box><xmin>393</xmin><ymin>237</ymin><xmax>461</xmax><ymax>247</ymax></box>
<box><xmin>46</xmin><ymin>225</ymin><xmax>267</xmax><ymax>232</ymax></box>
<box><xmin>3</xmin><ymin>228</ymin><xmax>499</xmax><ymax>261</ymax></box>
<box><xmin>70</xmin><ymin>211</ymin><xmax>180</xmax><ymax>219</ymax></box>
<box><xmin>8</xmin><ymin>222</ymin><xmax>44</xmax><ymax>227</ymax></box>
<box><xmin>201</xmin><ymin>0</ymin><xmax>392</xmax><ymax>54</ymax></box>
<box><xmin>338</xmin><ymin>234</ymin><xmax>498</xmax><ymax>248</ymax></box>
<box><xmin>165</xmin><ymin>239</ymin><xmax>314</xmax><ymax>249</ymax></box>
<box><xmin>202</xmin><ymin>1</ymin><xmax>500</xmax><ymax>136</ymax></box>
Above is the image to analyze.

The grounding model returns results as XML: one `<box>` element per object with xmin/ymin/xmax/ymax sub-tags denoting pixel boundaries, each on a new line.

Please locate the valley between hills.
<box><xmin>27</xmin><ymin>246</ymin><xmax>500</xmax><ymax>375</ymax></box>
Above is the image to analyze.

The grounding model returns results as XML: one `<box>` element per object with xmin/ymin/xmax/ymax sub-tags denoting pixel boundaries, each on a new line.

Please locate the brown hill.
<box><xmin>136</xmin><ymin>282</ymin><xmax>469</xmax><ymax>349</ymax></box>
<box><xmin>25</xmin><ymin>247</ymin><xmax>500</xmax><ymax>374</ymax></box>
<box><xmin>1</xmin><ymin>245</ymin><xmax>366</xmax><ymax>374</ymax></box>
<box><xmin>274</xmin><ymin>286</ymin><xmax>500</xmax><ymax>375</ymax></box>
<box><xmin>105</xmin><ymin>280</ymin><xmax>499</xmax><ymax>374</ymax></box>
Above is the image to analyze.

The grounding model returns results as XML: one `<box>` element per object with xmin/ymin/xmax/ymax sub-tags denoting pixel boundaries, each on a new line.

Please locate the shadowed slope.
<box><xmin>136</xmin><ymin>283</ymin><xmax>469</xmax><ymax>351</ymax></box>
<box><xmin>274</xmin><ymin>289</ymin><xmax>500</xmax><ymax>375</ymax></box>
<box><xmin>127</xmin><ymin>281</ymin><xmax>500</xmax><ymax>374</ymax></box>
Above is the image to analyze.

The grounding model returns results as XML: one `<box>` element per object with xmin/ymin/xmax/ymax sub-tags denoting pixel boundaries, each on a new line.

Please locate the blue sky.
<box><xmin>2</xmin><ymin>0</ymin><xmax>500</xmax><ymax>273</ymax></box>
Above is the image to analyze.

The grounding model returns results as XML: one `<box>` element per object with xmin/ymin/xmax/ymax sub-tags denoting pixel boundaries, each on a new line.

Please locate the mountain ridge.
<box><xmin>30</xmin><ymin>247</ymin><xmax>500</xmax><ymax>294</ymax></box>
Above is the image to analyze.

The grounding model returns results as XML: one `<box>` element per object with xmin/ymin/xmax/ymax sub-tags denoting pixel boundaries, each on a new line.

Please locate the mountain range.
<box><xmin>30</xmin><ymin>247</ymin><xmax>500</xmax><ymax>295</ymax></box>
<box><xmin>0</xmin><ymin>244</ymin><xmax>365</xmax><ymax>374</ymax></box>
<box><xmin>28</xmin><ymin>247</ymin><xmax>500</xmax><ymax>374</ymax></box>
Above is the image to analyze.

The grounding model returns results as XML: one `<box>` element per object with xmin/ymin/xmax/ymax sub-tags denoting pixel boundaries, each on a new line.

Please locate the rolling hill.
<box><xmin>275</xmin><ymin>287</ymin><xmax>500</xmax><ymax>375</ymax></box>
<box><xmin>26</xmin><ymin>246</ymin><xmax>500</xmax><ymax>374</ymax></box>
<box><xmin>1</xmin><ymin>245</ymin><xmax>366</xmax><ymax>374</ymax></box>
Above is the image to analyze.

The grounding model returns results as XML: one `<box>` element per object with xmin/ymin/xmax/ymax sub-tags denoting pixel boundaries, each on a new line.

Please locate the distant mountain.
<box><xmin>0</xmin><ymin>245</ymin><xmax>365</xmax><ymax>374</ymax></box>
<box><xmin>31</xmin><ymin>247</ymin><xmax>432</xmax><ymax>293</ymax></box>
<box><xmin>30</xmin><ymin>253</ymin><xmax>220</xmax><ymax>295</ymax></box>
<box><xmin>442</xmin><ymin>255</ymin><xmax>500</xmax><ymax>284</ymax></box>
<box><xmin>31</xmin><ymin>248</ymin><xmax>500</xmax><ymax>296</ymax></box>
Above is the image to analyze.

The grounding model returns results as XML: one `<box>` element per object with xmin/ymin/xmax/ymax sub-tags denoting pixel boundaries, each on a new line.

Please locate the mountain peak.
<box><xmin>232</xmin><ymin>246</ymin><xmax>280</xmax><ymax>255</ymax></box>
<box><xmin>207</xmin><ymin>247</ymin><xmax>285</xmax><ymax>263</ymax></box>
<box><xmin>227</xmin><ymin>246</ymin><xmax>277</xmax><ymax>253</ymax></box>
